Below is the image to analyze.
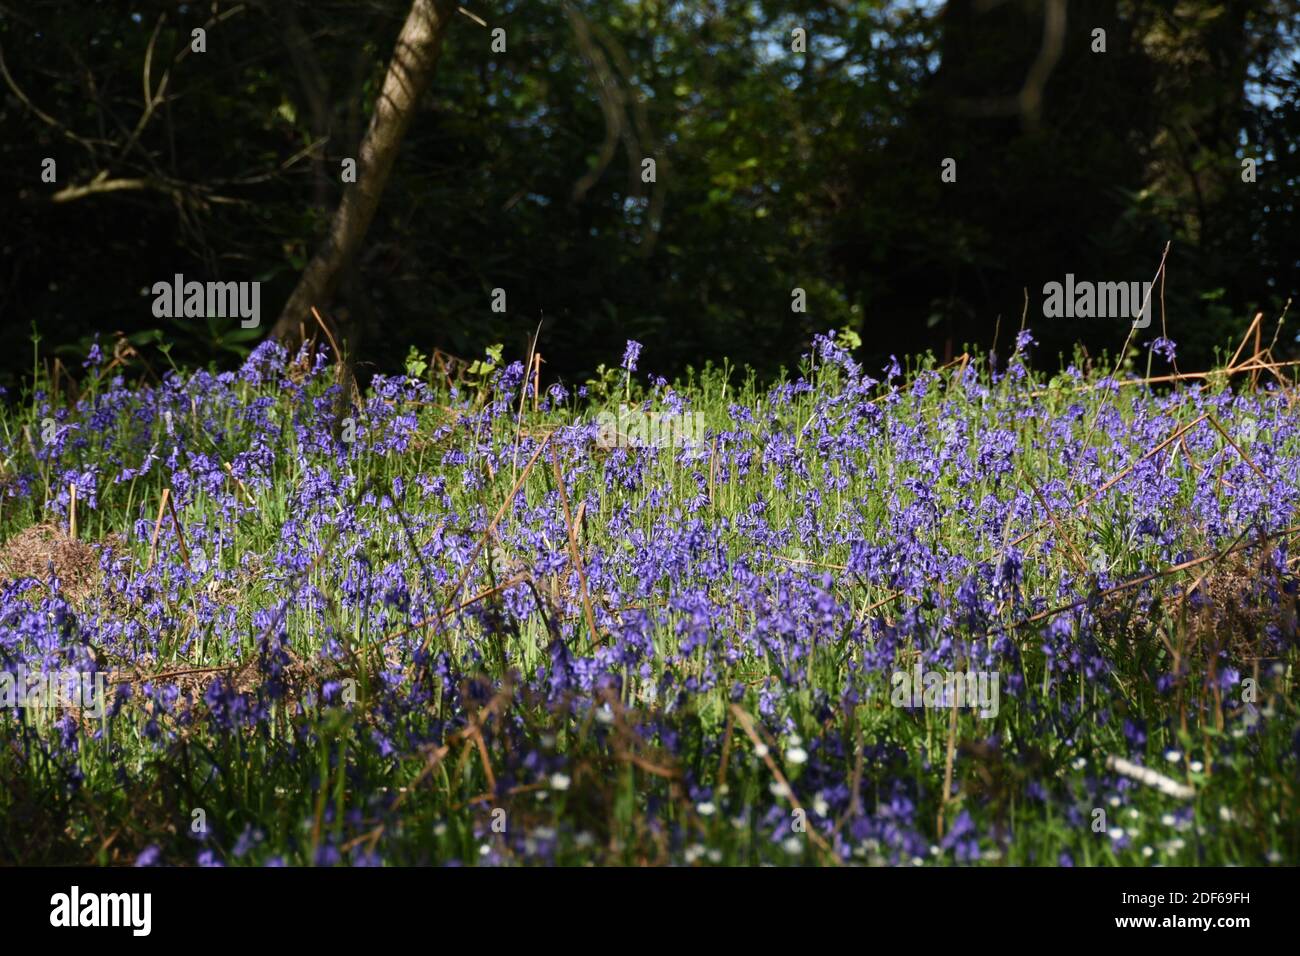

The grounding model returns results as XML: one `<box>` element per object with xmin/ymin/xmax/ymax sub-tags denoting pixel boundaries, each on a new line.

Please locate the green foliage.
<box><xmin>0</xmin><ymin>0</ymin><xmax>1295</xmax><ymax>388</ymax></box>
<box><xmin>1</xmin><ymin>337</ymin><xmax>1296</xmax><ymax>865</ymax></box>
<box><xmin>582</xmin><ymin>362</ymin><xmax>624</xmax><ymax>404</ymax></box>
<box><xmin>403</xmin><ymin>345</ymin><xmax>428</xmax><ymax>380</ymax></box>
<box><xmin>467</xmin><ymin>343</ymin><xmax>503</xmax><ymax>381</ymax></box>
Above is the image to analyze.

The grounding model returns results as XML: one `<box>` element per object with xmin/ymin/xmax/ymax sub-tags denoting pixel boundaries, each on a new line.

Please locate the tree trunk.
<box><xmin>270</xmin><ymin>0</ymin><xmax>456</xmax><ymax>343</ymax></box>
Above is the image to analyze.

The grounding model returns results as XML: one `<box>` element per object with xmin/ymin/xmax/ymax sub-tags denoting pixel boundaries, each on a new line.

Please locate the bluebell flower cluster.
<box><xmin>0</xmin><ymin>332</ymin><xmax>1295</xmax><ymax>866</ymax></box>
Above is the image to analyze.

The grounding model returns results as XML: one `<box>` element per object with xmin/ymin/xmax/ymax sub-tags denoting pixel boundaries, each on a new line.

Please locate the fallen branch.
<box><xmin>1104</xmin><ymin>755</ymin><xmax>1194</xmax><ymax>800</ymax></box>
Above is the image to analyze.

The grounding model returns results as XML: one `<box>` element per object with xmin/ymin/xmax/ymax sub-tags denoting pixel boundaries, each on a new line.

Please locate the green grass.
<box><xmin>0</xmin><ymin>336</ymin><xmax>1296</xmax><ymax>866</ymax></box>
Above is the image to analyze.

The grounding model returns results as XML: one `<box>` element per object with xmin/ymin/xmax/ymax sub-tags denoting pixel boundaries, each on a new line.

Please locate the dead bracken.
<box><xmin>0</xmin><ymin>522</ymin><xmax>114</xmax><ymax>605</ymax></box>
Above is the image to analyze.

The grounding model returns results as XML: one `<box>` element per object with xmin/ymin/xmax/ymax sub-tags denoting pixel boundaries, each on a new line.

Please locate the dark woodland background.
<box><xmin>1</xmin><ymin>0</ymin><xmax>1297</xmax><ymax>389</ymax></box>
